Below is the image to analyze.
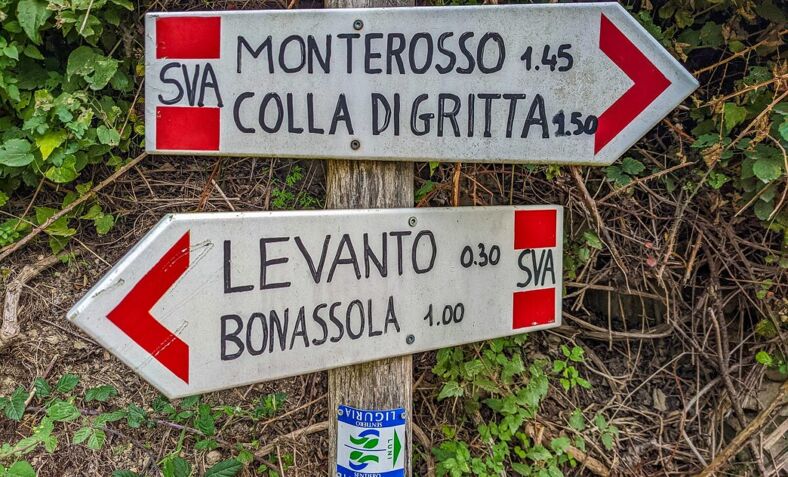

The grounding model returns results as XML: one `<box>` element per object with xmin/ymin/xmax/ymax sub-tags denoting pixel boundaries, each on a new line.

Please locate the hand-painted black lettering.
<box><xmin>363</xmin><ymin>232</ymin><xmax>388</xmax><ymax>278</ymax></box>
<box><xmin>246</xmin><ymin>312</ymin><xmax>267</xmax><ymax>356</ymax></box>
<box><xmin>386</xmin><ymin>33</ymin><xmax>406</xmax><ymax>74</ymax></box>
<box><xmin>467</xmin><ymin>93</ymin><xmax>475</xmax><ymax>137</ymax></box>
<box><xmin>517</xmin><ymin>249</ymin><xmax>533</xmax><ymax>287</ymax></box>
<box><xmin>286</xmin><ymin>93</ymin><xmax>304</xmax><ymax>134</ymax></box>
<box><xmin>372</xmin><ymin>93</ymin><xmax>391</xmax><ymax>135</ymax></box>
<box><xmin>237</xmin><ymin>36</ymin><xmax>273</xmax><ymax>74</ymax></box>
<box><xmin>306</xmin><ymin>93</ymin><xmax>324</xmax><ymax>134</ymax></box>
<box><xmin>409</xmin><ymin>33</ymin><xmax>433</xmax><ymax>74</ymax></box>
<box><xmin>365</xmin><ymin>33</ymin><xmax>383</xmax><ymax>74</ymax></box>
<box><xmin>346</xmin><ymin>300</ymin><xmax>365</xmax><ymax>339</ymax></box>
<box><xmin>327</xmin><ymin>234</ymin><xmax>361</xmax><ymax>282</ymax></box>
<box><xmin>337</xmin><ymin>33</ymin><xmax>360</xmax><ymax>73</ymax></box>
<box><xmin>502</xmin><ymin>93</ymin><xmax>526</xmax><ymax>138</ymax></box>
<box><xmin>279</xmin><ymin>35</ymin><xmax>306</xmax><ymax>73</ymax></box>
<box><xmin>389</xmin><ymin>231</ymin><xmax>411</xmax><ymax>275</ymax></box>
<box><xmin>435</xmin><ymin>32</ymin><xmax>456</xmax><ymax>74</ymax></box>
<box><xmin>478</xmin><ymin>93</ymin><xmax>500</xmax><ymax>138</ymax></box>
<box><xmin>437</xmin><ymin>93</ymin><xmax>461</xmax><ymax>137</ymax></box>
<box><xmin>259</xmin><ymin>236</ymin><xmax>291</xmax><ymax>290</ymax></box>
<box><xmin>522</xmin><ymin>94</ymin><xmax>548</xmax><ymax>139</ymax></box>
<box><xmin>477</xmin><ymin>32</ymin><xmax>505</xmax><ymax>74</ymax></box>
<box><xmin>329</xmin><ymin>94</ymin><xmax>354</xmax><ymax>135</ymax></box>
<box><xmin>393</xmin><ymin>93</ymin><xmax>401</xmax><ymax>135</ymax></box>
<box><xmin>182</xmin><ymin>63</ymin><xmax>200</xmax><ymax>106</ymax></box>
<box><xmin>367</xmin><ymin>299</ymin><xmax>382</xmax><ymax>337</ymax></box>
<box><xmin>220</xmin><ymin>314</ymin><xmax>244</xmax><ymax>360</ymax></box>
<box><xmin>289</xmin><ymin>307</ymin><xmax>309</xmax><ymax>350</ymax></box>
<box><xmin>295</xmin><ymin>235</ymin><xmax>331</xmax><ymax>283</ymax></box>
<box><xmin>259</xmin><ymin>93</ymin><xmax>284</xmax><ymax>133</ymax></box>
<box><xmin>311</xmin><ymin>303</ymin><xmax>329</xmax><ymax>346</ymax></box>
<box><xmin>410</xmin><ymin>94</ymin><xmax>432</xmax><ymax>136</ymax></box>
<box><xmin>307</xmin><ymin>35</ymin><xmax>331</xmax><ymax>73</ymax></box>
<box><xmin>456</xmin><ymin>32</ymin><xmax>475</xmax><ymax>74</ymax></box>
<box><xmin>329</xmin><ymin>302</ymin><xmax>344</xmax><ymax>342</ymax></box>
<box><xmin>384</xmin><ymin>296</ymin><xmax>400</xmax><ymax>333</ymax></box>
<box><xmin>233</xmin><ymin>92</ymin><xmax>255</xmax><ymax>133</ymax></box>
<box><xmin>412</xmin><ymin>230</ymin><xmax>437</xmax><ymax>274</ymax></box>
<box><xmin>197</xmin><ymin>63</ymin><xmax>223</xmax><ymax>107</ymax></box>
<box><xmin>268</xmin><ymin>309</ymin><xmax>289</xmax><ymax>352</ymax></box>
<box><xmin>224</xmin><ymin>240</ymin><xmax>254</xmax><ymax>293</ymax></box>
<box><xmin>158</xmin><ymin>62</ymin><xmax>183</xmax><ymax>104</ymax></box>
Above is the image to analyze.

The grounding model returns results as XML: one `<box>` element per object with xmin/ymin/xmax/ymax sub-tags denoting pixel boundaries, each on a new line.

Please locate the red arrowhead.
<box><xmin>595</xmin><ymin>13</ymin><xmax>671</xmax><ymax>155</ymax></box>
<box><xmin>107</xmin><ymin>231</ymin><xmax>190</xmax><ymax>383</ymax></box>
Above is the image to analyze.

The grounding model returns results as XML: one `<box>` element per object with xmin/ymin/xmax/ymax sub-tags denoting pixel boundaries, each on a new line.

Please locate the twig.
<box><xmin>1</xmin><ymin>252</ymin><xmax>78</xmax><ymax>351</ymax></box>
<box><xmin>0</xmin><ymin>152</ymin><xmax>148</xmax><ymax>263</ymax></box>
<box><xmin>694</xmin><ymin>380</ymin><xmax>787</xmax><ymax>477</ymax></box>
<box><xmin>254</xmin><ymin>421</ymin><xmax>328</xmax><ymax>458</ymax></box>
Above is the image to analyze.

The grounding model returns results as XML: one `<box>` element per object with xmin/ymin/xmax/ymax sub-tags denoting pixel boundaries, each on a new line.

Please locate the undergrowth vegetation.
<box><xmin>0</xmin><ymin>0</ymin><xmax>786</xmax><ymax>475</ymax></box>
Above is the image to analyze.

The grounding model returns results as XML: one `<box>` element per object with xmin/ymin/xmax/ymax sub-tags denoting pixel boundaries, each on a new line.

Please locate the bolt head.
<box><xmin>350</xmin><ymin>139</ymin><xmax>361</xmax><ymax>150</ymax></box>
<box><xmin>353</xmin><ymin>19</ymin><xmax>363</xmax><ymax>30</ymax></box>
<box><xmin>408</xmin><ymin>217</ymin><xmax>417</xmax><ymax>227</ymax></box>
<box><xmin>406</xmin><ymin>334</ymin><xmax>415</xmax><ymax>345</ymax></box>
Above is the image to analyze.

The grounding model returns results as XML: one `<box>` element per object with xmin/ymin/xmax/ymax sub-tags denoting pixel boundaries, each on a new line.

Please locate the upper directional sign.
<box><xmin>68</xmin><ymin>207</ymin><xmax>562</xmax><ymax>398</ymax></box>
<box><xmin>145</xmin><ymin>3</ymin><xmax>697</xmax><ymax>164</ymax></box>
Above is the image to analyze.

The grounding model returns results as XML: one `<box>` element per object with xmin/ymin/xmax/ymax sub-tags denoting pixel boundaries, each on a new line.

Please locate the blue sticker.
<box><xmin>336</xmin><ymin>405</ymin><xmax>406</xmax><ymax>477</ymax></box>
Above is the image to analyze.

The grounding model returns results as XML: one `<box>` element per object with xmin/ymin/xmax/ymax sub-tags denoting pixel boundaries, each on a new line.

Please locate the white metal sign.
<box><xmin>144</xmin><ymin>3</ymin><xmax>697</xmax><ymax>165</ymax></box>
<box><xmin>68</xmin><ymin>206</ymin><xmax>562</xmax><ymax>398</ymax></box>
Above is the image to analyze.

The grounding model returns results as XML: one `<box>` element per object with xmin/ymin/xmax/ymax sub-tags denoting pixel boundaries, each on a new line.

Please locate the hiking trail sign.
<box><xmin>145</xmin><ymin>3</ymin><xmax>697</xmax><ymax>165</ymax></box>
<box><xmin>68</xmin><ymin>206</ymin><xmax>562</xmax><ymax>398</ymax></box>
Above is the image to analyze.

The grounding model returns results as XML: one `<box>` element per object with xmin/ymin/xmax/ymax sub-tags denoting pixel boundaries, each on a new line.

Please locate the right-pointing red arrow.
<box><xmin>107</xmin><ymin>231</ymin><xmax>191</xmax><ymax>383</ymax></box>
<box><xmin>595</xmin><ymin>13</ymin><xmax>671</xmax><ymax>155</ymax></box>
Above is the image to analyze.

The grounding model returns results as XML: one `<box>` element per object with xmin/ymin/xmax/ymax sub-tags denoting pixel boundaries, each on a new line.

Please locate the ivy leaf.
<box><xmin>4</xmin><ymin>386</ymin><xmax>28</xmax><ymax>421</ymax></box>
<box><xmin>6</xmin><ymin>461</ymin><xmax>36</xmax><ymax>477</ymax></box>
<box><xmin>0</xmin><ymin>139</ymin><xmax>35</xmax><ymax>167</ymax></box>
<box><xmin>16</xmin><ymin>0</ymin><xmax>51</xmax><ymax>44</ymax></box>
<box><xmin>36</xmin><ymin>130</ymin><xmax>67</xmax><ymax>160</ymax></box>
<box><xmin>752</xmin><ymin>156</ymin><xmax>783</xmax><ymax>183</ymax></box>
<box><xmin>723</xmin><ymin>103</ymin><xmax>747</xmax><ymax>132</ymax></box>
<box><xmin>204</xmin><ymin>459</ymin><xmax>242</xmax><ymax>477</ymax></box>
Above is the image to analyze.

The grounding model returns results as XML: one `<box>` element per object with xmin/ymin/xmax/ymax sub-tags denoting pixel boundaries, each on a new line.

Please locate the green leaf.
<box><xmin>752</xmin><ymin>156</ymin><xmax>783</xmax><ymax>183</ymax></box>
<box><xmin>205</xmin><ymin>459</ymin><xmax>242</xmax><ymax>477</ymax></box>
<box><xmin>0</xmin><ymin>139</ymin><xmax>35</xmax><ymax>167</ymax></box>
<box><xmin>86</xmin><ymin>429</ymin><xmax>106</xmax><ymax>450</ymax></box>
<box><xmin>126</xmin><ymin>404</ymin><xmax>145</xmax><ymax>428</ymax></box>
<box><xmin>94</xmin><ymin>214</ymin><xmax>115</xmax><ymax>235</ymax></box>
<box><xmin>620</xmin><ymin>157</ymin><xmax>645</xmax><ymax>176</ymax></box>
<box><xmin>706</xmin><ymin>171</ymin><xmax>730</xmax><ymax>190</ymax></box>
<box><xmin>36</xmin><ymin>130</ymin><xmax>67</xmax><ymax>160</ymax></box>
<box><xmin>754</xmin><ymin>198</ymin><xmax>774</xmax><ymax>221</ymax></box>
<box><xmin>96</xmin><ymin>126</ymin><xmax>120</xmax><ymax>146</ymax></box>
<box><xmin>163</xmin><ymin>457</ymin><xmax>191</xmax><ymax>477</ymax></box>
<box><xmin>33</xmin><ymin>378</ymin><xmax>51</xmax><ymax>398</ymax></box>
<box><xmin>601</xmin><ymin>432</ymin><xmax>615</xmax><ymax>451</ymax></box>
<box><xmin>5</xmin><ymin>386</ymin><xmax>28</xmax><ymax>421</ymax></box>
<box><xmin>550</xmin><ymin>436</ymin><xmax>571</xmax><ymax>454</ymax></box>
<box><xmin>437</xmin><ymin>381</ymin><xmax>463</xmax><ymax>400</ymax></box>
<box><xmin>6</xmin><ymin>461</ymin><xmax>36</xmax><ymax>477</ymax></box>
<box><xmin>16</xmin><ymin>0</ymin><xmax>51</xmax><ymax>44</ymax></box>
<box><xmin>66</xmin><ymin>47</ymin><xmax>119</xmax><ymax>90</ymax></box>
<box><xmin>45</xmin><ymin>156</ymin><xmax>79</xmax><ymax>183</ymax></box>
<box><xmin>526</xmin><ymin>445</ymin><xmax>551</xmax><ymax>462</ymax></box>
<box><xmin>195</xmin><ymin>404</ymin><xmax>216</xmax><ymax>436</ymax></box>
<box><xmin>112</xmin><ymin>471</ymin><xmax>141</xmax><ymax>477</ymax></box>
<box><xmin>72</xmin><ymin>427</ymin><xmax>92</xmax><ymax>445</ymax></box>
<box><xmin>56</xmin><ymin>373</ymin><xmax>79</xmax><ymax>393</ymax></box>
<box><xmin>85</xmin><ymin>385</ymin><xmax>117</xmax><ymax>402</ymax></box>
<box><xmin>582</xmin><ymin>231</ymin><xmax>603</xmax><ymax>250</ymax></box>
<box><xmin>723</xmin><ymin>103</ymin><xmax>747</xmax><ymax>132</ymax></box>
<box><xmin>755</xmin><ymin>351</ymin><xmax>773</xmax><ymax>367</ymax></box>
<box><xmin>47</xmin><ymin>400</ymin><xmax>80</xmax><ymax>422</ymax></box>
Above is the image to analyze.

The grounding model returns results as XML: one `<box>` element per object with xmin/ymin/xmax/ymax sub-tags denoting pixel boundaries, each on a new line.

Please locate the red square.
<box><xmin>156</xmin><ymin>17</ymin><xmax>221</xmax><ymax>59</ymax></box>
<box><xmin>156</xmin><ymin>106</ymin><xmax>220</xmax><ymax>151</ymax></box>
<box><xmin>513</xmin><ymin>288</ymin><xmax>556</xmax><ymax>329</ymax></box>
<box><xmin>514</xmin><ymin>209</ymin><xmax>556</xmax><ymax>250</ymax></box>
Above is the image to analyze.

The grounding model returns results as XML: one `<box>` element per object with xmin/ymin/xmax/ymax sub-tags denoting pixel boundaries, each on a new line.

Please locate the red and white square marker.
<box><xmin>152</xmin><ymin>16</ymin><xmax>222</xmax><ymax>151</ymax></box>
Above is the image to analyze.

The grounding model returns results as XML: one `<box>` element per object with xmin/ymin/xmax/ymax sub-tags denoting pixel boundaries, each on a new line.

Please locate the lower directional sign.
<box><xmin>68</xmin><ymin>206</ymin><xmax>563</xmax><ymax>397</ymax></box>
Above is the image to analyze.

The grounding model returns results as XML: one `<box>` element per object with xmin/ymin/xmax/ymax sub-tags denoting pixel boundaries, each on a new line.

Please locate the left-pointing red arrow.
<box><xmin>107</xmin><ymin>231</ymin><xmax>190</xmax><ymax>383</ymax></box>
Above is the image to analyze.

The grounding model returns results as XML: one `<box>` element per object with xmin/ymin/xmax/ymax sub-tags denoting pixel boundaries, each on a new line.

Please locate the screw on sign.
<box><xmin>68</xmin><ymin>207</ymin><xmax>563</xmax><ymax>398</ymax></box>
<box><xmin>145</xmin><ymin>3</ymin><xmax>697</xmax><ymax>165</ymax></box>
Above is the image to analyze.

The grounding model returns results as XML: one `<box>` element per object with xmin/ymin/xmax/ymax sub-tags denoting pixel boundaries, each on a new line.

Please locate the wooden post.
<box><xmin>325</xmin><ymin>4</ymin><xmax>414</xmax><ymax>477</ymax></box>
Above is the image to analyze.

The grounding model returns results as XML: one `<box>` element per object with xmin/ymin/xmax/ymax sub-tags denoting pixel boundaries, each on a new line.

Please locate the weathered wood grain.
<box><xmin>325</xmin><ymin>2</ymin><xmax>414</xmax><ymax>475</ymax></box>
